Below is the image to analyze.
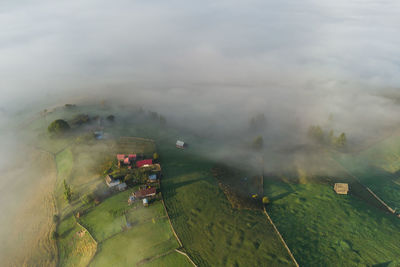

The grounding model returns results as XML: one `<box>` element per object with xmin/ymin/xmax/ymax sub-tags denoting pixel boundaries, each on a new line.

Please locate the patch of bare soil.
<box><xmin>211</xmin><ymin>165</ymin><xmax>263</xmax><ymax>210</ymax></box>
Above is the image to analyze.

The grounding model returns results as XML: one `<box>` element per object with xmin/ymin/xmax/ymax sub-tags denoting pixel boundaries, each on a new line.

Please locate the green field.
<box><xmin>264</xmin><ymin>179</ymin><xmax>400</xmax><ymax>266</ymax></box>
<box><xmin>57</xmin><ymin>215</ymin><xmax>97</xmax><ymax>267</ymax></box>
<box><xmin>79</xmin><ymin>189</ymin><xmax>132</xmax><ymax>242</ymax></box>
<box><xmin>333</xmin><ymin>134</ymin><xmax>400</xmax><ymax>210</ymax></box>
<box><xmin>158</xmin><ymin>142</ymin><xmax>294</xmax><ymax>266</ymax></box>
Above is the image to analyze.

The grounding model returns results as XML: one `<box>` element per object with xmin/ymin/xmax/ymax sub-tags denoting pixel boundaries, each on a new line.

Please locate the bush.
<box><xmin>53</xmin><ymin>214</ymin><xmax>60</xmax><ymax>223</ymax></box>
<box><xmin>52</xmin><ymin>231</ymin><xmax>59</xmax><ymax>240</ymax></box>
<box><xmin>48</xmin><ymin>119</ymin><xmax>70</xmax><ymax>134</ymax></box>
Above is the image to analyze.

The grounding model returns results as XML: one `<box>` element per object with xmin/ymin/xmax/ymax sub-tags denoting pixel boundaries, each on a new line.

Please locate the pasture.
<box><xmin>333</xmin><ymin>134</ymin><xmax>400</xmax><ymax>210</ymax></box>
<box><xmin>158</xmin><ymin>142</ymin><xmax>295</xmax><ymax>266</ymax></box>
<box><xmin>264</xmin><ymin>178</ymin><xmax>400</xmax><ymax>266</ymax></box>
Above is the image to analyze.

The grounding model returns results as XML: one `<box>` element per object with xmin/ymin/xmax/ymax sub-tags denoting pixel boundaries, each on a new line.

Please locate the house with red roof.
<box><xmin>117</xmin><ymin>154</ymin><xmax>125</xmax><ymax>161</ymax></box>
<box><xmin>136</xmin><ymin>159</ymin><xmax>153</xmax><ymax>168</ymax></box>
<box><xmin>128</xmin><ymin>154</ymin><xmax>136</xmax><ymax>160</ymax></box>
<box><xmin>133</xmin><ymin>187</ymin><xmax>156</xmax><ymax>199</ymax></box>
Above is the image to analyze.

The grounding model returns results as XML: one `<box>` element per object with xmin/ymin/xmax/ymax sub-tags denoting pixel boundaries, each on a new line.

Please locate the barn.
<box><xmin>176</xmin><ymin>140</ymin><xmax>185</xmax><ymax>149</ymax></box>
<box><xmin>334</xmin><ymin>183</ymin><xmax>349</xmax><ymax>195</ymax></box>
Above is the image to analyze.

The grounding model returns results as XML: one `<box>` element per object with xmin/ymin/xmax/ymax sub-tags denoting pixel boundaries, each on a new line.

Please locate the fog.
<box><xmin>1</xmin><ymin>0</ymin><xmax>400</xmax><ymax>264</ymax></box>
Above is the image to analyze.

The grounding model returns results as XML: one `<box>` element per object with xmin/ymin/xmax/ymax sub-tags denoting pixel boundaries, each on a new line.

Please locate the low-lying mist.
<box><xmin>1</xmin><ymin>0</ymin><xmax>400</xmax><ymax>264</ymax></box>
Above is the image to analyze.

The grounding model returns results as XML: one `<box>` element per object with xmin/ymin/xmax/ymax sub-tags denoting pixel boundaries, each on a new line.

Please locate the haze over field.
<box><xmin>1</xmin><ymin>0</ymin><xmax>400</xmax><ymax>137</ymax></box>
<box><xmin>1</xmin><ymin>0</ymin><xmax>400</xmax><ymax>265</ymax></box>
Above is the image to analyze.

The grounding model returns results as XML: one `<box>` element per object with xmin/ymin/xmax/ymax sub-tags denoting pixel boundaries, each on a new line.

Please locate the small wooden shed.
<box><xmin>334</xmin><ymin>183</ymin><xmax>349</xmax><ymax>195</ymax></box>
<box><xmin>176</xmin><ymin>140</ymin><xmax>185</xmax><ymax>149</ymax></box>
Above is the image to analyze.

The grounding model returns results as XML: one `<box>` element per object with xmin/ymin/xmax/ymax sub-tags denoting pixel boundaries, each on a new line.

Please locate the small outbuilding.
<box><xmin>143</xmin><ymin>198</ymin><xmax>149</xmax><ymax>207</ymax></box>
<box><xmin>105</xmin><ymin>175</ymin><xmax>121</xmax><ymax>187</ymax></box>
<box><xmin>123</xmin><ymin>157</ymin><xmax>130</xmax><ymax>165</ymax></box>
<box><xmin>334</xmin><ymin>183</ymin><xmax>349</xmax><ymax>195</ymax></box>
<box><xmin>176</xmin><ymin>140</ymin><xmax>185</xmax><ymax>149</ymax></box>
<box><xmin>148</xmin><ymin>174</ymin><xmax>158</xmax><ymax>183</ymax></box>
<box><xmin>117</xmin><ymin>182</ymin><xmax>127</xmax><ymax>191</ymax></box>
<box><xmin>134</xmin><ymin>187</ymin><xmax>157</xmax><ymax>199</ymax></box>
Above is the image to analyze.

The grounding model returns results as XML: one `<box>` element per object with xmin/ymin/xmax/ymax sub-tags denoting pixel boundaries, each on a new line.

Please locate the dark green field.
<box><xmin>264</xmin><ymin>179</ymin><xmax>400</xmax><ymax>266</ymax></box>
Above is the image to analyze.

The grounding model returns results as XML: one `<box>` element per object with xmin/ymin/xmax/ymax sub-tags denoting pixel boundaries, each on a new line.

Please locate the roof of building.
<box><xmin>117</xmin><ymin>182</ymin><xmax>127</xmax><ymax>190</ymax></box>
<box><xmin>117</xmin><ymin>154</ymin><xmax>125</xmax><ymax>161</ymax></box>
<box><xmin>136</xmin><ymin>159</ymin><xmax>153</xmax><ymax>168</ymax></box>
<box><xmin>128</xmin><ymin>154</ymin><xmax>137</xmax><ymax>159</ymax></box>
<box><xmin>334</xmin><ymin>183</ymin><xmax>349</xmax><ymax>194</ymax></box>
<box><xmin>152</xmin><ymin>163</ymin><xmax>161</xmax><ymax>172</ymax></box>
<box><xmin>176</xmin><ymin>140</ymin><xmax>185</xmax><ymax>146</ymax></box>
<box><xmin>124</xmin><ymin>158</ymin><xmax>130</xmax><ymax>164</ymax></box>
<box><xmin>134</xmin><ymin>187</ymin><xmax>156</xmax><ymax>198</ymax></box>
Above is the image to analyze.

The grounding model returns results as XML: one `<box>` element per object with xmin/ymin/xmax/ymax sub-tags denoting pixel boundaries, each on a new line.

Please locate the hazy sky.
<box><xmin>1</xmin><ymin>0</ymin><xmax>400</xmax><ymax>137</ymax></box>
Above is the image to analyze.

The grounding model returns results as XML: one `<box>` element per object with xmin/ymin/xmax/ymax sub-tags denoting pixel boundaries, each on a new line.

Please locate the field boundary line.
<box><xmin>160</xmin><ymin>193</ymin><xmax>197</xmax><ymax>267</ymax></box>
<box><xmin>175</xmin><ymin>249</ymin><xmax>198</xmax><ymax>267</ymax></box>
<box><xmin>75</xmin><ymin>220</ymin><xmax>98</xmax><ymax>245</ymax></box>
<box><xmin>119</xmin><ymin>136</ymin><xmax>156</xmax><ymax>143</ymax></box>
<box><xmin>263</xmin><ymin>207</ymin><xmax>299</xmax><ymax>267</ymax></box>
<box><xmin>136</xmin><ymin>249</ymin><xmax>175</xmax><ymax>266</ymax></box>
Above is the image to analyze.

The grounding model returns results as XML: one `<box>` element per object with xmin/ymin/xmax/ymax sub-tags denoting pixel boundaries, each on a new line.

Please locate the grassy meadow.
<box><xmin>264</xmin><ymin>177</ymin><xmax>400</xmax><ymax>266</ymax></box>
<box><xmin>158</xmin><ymin>142</ymin><xmax>294</xmax><ymax>266</ymax></box>
<box><xmin>333</xmin><ymin>134</ymin><xmax>400</xmax><ymax>210</ymax></box>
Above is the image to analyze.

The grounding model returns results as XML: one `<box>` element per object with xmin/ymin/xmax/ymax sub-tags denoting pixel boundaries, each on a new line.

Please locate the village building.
<box><xmin>128</xmin><ymin>154</ymin><xmax>137</xmax><ymax>161</ymax></box>
<box><xmin>123</xmin><ymin>157</ymin><xmax>130</xmax><ymax>165</ymax></box>
<box><xmin>133</xmin><ymin>187</ymin><xmax>157</xmax><ymax>199</ymax></box>
<box><xmin>176</xmin><ymin>140</ymin><xmax>185</xmax><ymax>149</ymax></box>
<box><xmin>105</xmin><ymin>175</ymin><xmax>121</xmax><ymax>187</ymax></box>
<box><xmin>94</xmin><ymin>131</ymin><xmax>103</xmax><ymax>140</ymax></box>
<box><xmin>117</xmin><ymin>154</ymin><xmax>125</xmax><ymax>161</ymax></box>
<box><xmin>117</xmin><ymin>182</ymin><xmax>127</xmax><ymax>191</ymax></box>
<box><xmin>334</xmin><ymin>183</ymin><xmax>349</xmax><ymax>195</ymax></box>
<box><xmin>148</xmin><ymin>174</ymin><xmax>158</xmax><ymax>183</ymax></box>
<box><xmin>136</xmin><ymin>159</ymin><xmax>153</xmax><ymax>168</ymax></box>
<box><xmin>143</xmin><ymin>198</ymin><xmax>149</xmax><ymax>207</ymax></box>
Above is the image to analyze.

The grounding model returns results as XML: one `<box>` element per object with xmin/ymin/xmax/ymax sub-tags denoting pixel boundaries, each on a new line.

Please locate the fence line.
<box><xmin>175</xmin><ymin>249</ymin><xmax>198</xmax><ymax>267</ymax></box>
<box><xmin>331</xmin><ymin>157</ymin><xmax>398</xmax><ymax>217</ymax></box>
<box><xmin>263</xmin><ymin>207</ymin><xmax>299</xmax><ymax>267</ymax></box>
<box><xmin>75</xmin><ymin>220</ymin><xmax>98</xmax><ymax>245</ymax></box>
<box><xmin>160</xmin><ymin>193</ymin><xmax>197</xmax><ymax>267</ymax></box>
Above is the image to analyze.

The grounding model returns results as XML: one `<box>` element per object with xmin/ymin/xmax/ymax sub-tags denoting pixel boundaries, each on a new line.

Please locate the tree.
<box><xmin>52</xmin><ymin>231</ymin><xmax>59</xmax><ymax>240</ymax></box>
<box><xmin>252</xmin><ymin>136</ymin><xmax>264</xmax><ymax>151</ymax></box>
<box><xmin>107</xmin><ymin>115</ymin><xmax>115</xmax><ymax>122</ymax></box>
<box><xmin>159</xmin><ymin>115</ymin><xmax>166</xmax><ymax>125</ymax></box>
<box><xmin>308</xmin><ymin>125</ymin><xmax>324</xmax><ymax>143</ymax></box>
<box><xmin>48</xmin><ymin>119</ymin><xmax>70</xmax><ymax>134</ymax></box>
<box><xmin>335</xmin><ymin>133</ymin><xmax>347</xmax><ymax>147</ymax></box>
<box><xmin>53</xmin><ymin>214</ymin><xmax>60</xmax><ymax>223</ymax></box>
<box><xmin>249</xmin><ymin>113</ymin><xmax>267</xmax><ymax>130</ymax></box>
<box><xmin>81</xmin><ymin>193</ymin><xmax>94</xmax><ymax>205</ymax></box>
<box><xmin>153</xmin><ymin>152</ymin><xmax>159</xmax><ymax>160</ymax></box>
<box><xmin>262</xmin><ymin>196</ymin><xmax>270</xmax><ymax>205</ymax></box>
<box><xmin>63</xmin><ymin>180</ymin><xmax>72</xmax><ymax>203</ymax></box>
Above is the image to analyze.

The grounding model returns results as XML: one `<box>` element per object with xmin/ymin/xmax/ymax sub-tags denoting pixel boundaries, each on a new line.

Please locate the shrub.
<box><xmin>53</xmin><ymin>214</ymin><xmax>60</xmax><ymax>223</ymax></box>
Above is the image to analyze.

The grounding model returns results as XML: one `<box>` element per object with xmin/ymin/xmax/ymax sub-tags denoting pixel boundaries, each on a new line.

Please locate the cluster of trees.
<box><xmin>48</xmin><ymin>119</ymin><xmax>70</xmax><ymax>134</ymax></box>
<box><xmin>308</xmin><ymin>125</ymin><xmax>347</xmax><ymax>148</ymax></box>
<box><xmin>63</xmin><ymin>180</ymin><xmax>72</xmax><ymax>203</ymax></box>
<box><xmin>249</xmin><ymin>113</ymin><xmax>267</xmax><ymax>130</ymax></box>
<box><xmin>252</xmin><ymin>135</ymin><xmax>264</xmax><ymax>151</ymax></box>
<box><xmin>149</xmin><ymin>111</ymin><xmax>166</xmax><ymax>125</ymax></box>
